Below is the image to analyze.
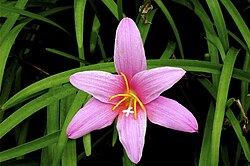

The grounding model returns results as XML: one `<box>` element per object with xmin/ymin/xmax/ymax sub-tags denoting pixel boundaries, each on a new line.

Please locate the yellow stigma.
<box><xmin>109</xmin><ymin>72</ymin><xmax>145</xmax><ymax>119</ymax></box>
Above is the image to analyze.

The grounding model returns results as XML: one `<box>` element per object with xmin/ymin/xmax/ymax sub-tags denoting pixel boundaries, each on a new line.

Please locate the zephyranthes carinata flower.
<box><xmin>67</xmin><ymin>17</ymin><xmax>198</xmax><ymax>164</ymax></box>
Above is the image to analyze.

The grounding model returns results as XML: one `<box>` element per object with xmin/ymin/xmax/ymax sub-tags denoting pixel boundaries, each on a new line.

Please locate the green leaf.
<box><xmin>160</xmin><ymin>41</ymin><xmax>176</xmax><ymax>59</ymax></box>
<box><xmin>102</xmin><ymin>0</ymin><xmax>121</xmax><ymax>20</ymax></box>
<box><xmin>0</xmin><ymin>84</ymin><xmax>77</xmax><ymax>139</ymax></box>
<box><xmin>0</xmin><ymin>61</ymin><xmax>19</xmax><ymax>121</ymax></box>
<box><xmin>241</xmin><ymin>52</ymin><xmax>250</xmax><ymax>111</ymax></box>
<box><xmin>83</xmin><ymin>133</ymin><xmax>91</xmax><ymax>156</ymax></box>
<box><xmin>89</xmin><ymin>15</ymin><xmax>101</xmax><ymax>54</ymax></box>
<box><xmin>154</xmin><ymin>0</ymin><xmax>184</xmax><ymax>59</ymax></box>
<box><xmin>173</xmin><ymin>0</ymin><xmax>220</xmax><ymax>85</ymax></box>
<box><xmin>77</xmin><ymin>128</ymin><xmax>113</xmax><ymax>162</ymax></box>
<box><xmin>220</xmin><ymin>0</ymin><xmax>250</xmax><ymax>51</ymax></box>
<box><xmin>0</xmin><ymin>131</ymin><xmax>60</xmax><ymax>162</ymax></box>
<box><xmin>205</xmin><ymin>35</ymin><xmax>226</xmax><ymax>62</ymax></box>
<box><xmin>61</xmin><ymin>140</ymin><xmax>77</xmax><ymax>166</ymax></box>
<box><xmin>0</xmin><ymin>3</ymin><xmax>70</xmax><ymax>35</ymax></box>
<box><xmin>205</xmin><ymin>0</ymin><xmax>229</xmax><ymax>51</ymax></box>
<box><xmin>0</xmin><ymin>22</ymin><xmax>27</xmax><ymax>92</ymax></box>
<box><xmin>198</xmin><ymin>102</ymin><xmax>215</xmax><ymax>166</ymax></box>
<box><xmin>46</xmin><ymin>86</ymin><xmax>60</xmax><ymax>163</ymax></box>
<box><xmin>0</xmin><ymin>0</ymin><xmax>28</xmax><ymax>45</ymax></box>
<box><xmin>112</xmin><ymin>118</ymin><xmax>118</xmax><ymax>147</ymax></box>
<box><xmin>15</xmin><ymin>118</ymin><xmax>30</xmax><ymax>159</ymax></box>
<box><xmin>1</xmin><ymin>62</ymin><xmax>114</xmax><ymax>110</ymax></box>
<box><xmin>0</xmin><ymin>1</ymin><xmax>16</xmax><ymax>17</ymax></box>
<box><xmin>196</xmin><ymin>78</ymin><xmax>217</xmax><ymax>99</ymax></box>
<box><xmin>122</xmin><ymin>149</ymin><xmax>135</xmax><ymax>166</ymax></box>
<box><xmin>60</xmin><ymin>93</ymin><xmax>76</xmax><ymax>128</ymax></box>
<box><xmin>52</xmin><ymin>91</ymin><xmax>89</xmax><ymax>166</ymax></box>
<box><xmin>137</xmin><ymin>9</ymin><xmax>157</xmax><ymax>44</ymax></box>
<box><xmin>220</xmin><ymin>144</ymin><xmax>230</xmax><ymax>166</ymax></box>
<box><xmin>74</xmin><ymin>0</ymin><xmax>86</xmax><ymax>63</ymax></box>
<box><xmin>97</xmin><ymin>35</ymin><xmax>108</xmax><ymax>62</ymax></box>
<box><xmin>226</xmin><ymin>109</ymin><xmax>250</xmax><ymax>163</ymax></box>
<box><xmin>46</xmin><ymin>48</ymin><xmax>89</xmax><ymax>64</ymax></box>
<box><xmin>210</xmin><ymin>47</ymin><xmax>239</xmax><ymax>166</ymax></box>
<box><xmin>2</xmin><ymin>59</ymin><xmax>250</xmax><ymax>111</ymax></box>
<box><xmin>117</xmin><ymin>0</ymin><xmax>123</xmax><ymax>21</ymax></box>
<box><xmin>228</xmin><ymin>30</ymin><xmax>249</xmax><ymax>52</ymax></box>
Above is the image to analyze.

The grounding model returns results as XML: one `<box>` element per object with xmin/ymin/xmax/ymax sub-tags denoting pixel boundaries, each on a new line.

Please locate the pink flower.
<box><xmin>67</xmin><ymin>17</ymin><xmax>198</xmax><ymax>164</ymax></box>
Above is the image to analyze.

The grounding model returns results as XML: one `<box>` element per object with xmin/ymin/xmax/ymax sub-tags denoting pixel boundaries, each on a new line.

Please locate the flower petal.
<box><xmin>67</xmin><ymin>98</ymin><xmax>119</xmax><ymax>139</ymax></box>
<box><xmin>117</xmin><ymin>109</ymin><xmax>147</xmax><ymax>164</ymax></box>
<box><xmin>131</xmin><ymin>67</ymin><xmax>186</xmax><ymax>104</ymax></box>
<box><xmin>146</xmin><ymin>96</ymin><xmax>198</xmax><ymax>133</ymax></box>
<box><xmin>114</xmin><ymin>17</ymin><xmax>147</xmax><ymax>80</ymax></box>
<box><xmin>70</xmin><ymin>71</ymin><xmax>125</xmax><ymax>104</ymax></box>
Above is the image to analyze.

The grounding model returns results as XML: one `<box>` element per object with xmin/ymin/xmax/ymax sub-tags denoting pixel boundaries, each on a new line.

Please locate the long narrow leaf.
<box><xmin>2</xmin><ymin>59</ymin><xmax>250</xmax><ymax>111</ymax></box>
<box><xmin>210</xmin><ymin>48</ymin><xmax>239</xmax><ymax>166</ymax></box>
<box><xmin>1</xmin><ymin>63</ymin><xmax>114</xmax><ymax>110</ymax></box>
<box><xmin>137</xmin><ymin>9</ymin><xmax>157</xmax><ymax>44</ymax></box>
<box><xmin>0</xmin><ymin>84</ymin><xmax>77</xmax><ymax>139</ymax></box>
<box><xmin>206</xmin><ymin>0</ymin><xmax>229</xmax><ymax>51</ymax></box>
<box><xmin>52</xmin><ymin>91</ymin><xmax>89</xmax><ymax>166</ymax></box>
<box><xmin>46</xmin><ymin>48</ymin><xmax>89</xmax><ymax>64</ymax></box>
<box><xmin>117</xmin><ymin>0</ymin><xmax>123</xmax><ymax>21</ymax></box>
<box><xmin>89</xmin><ymin>15</ymin><xmax>101</xmax><ymax>54</ymax></box>
<box><xmin>196</xmin><ymin>78</ymin><xmax>217</xmax><ymax>99</ymax></box>
<box><xmin>0</xmin><ymin>4</ymin><xmax>69</xmax><ymax>35</ymax></box>
<box><xmin>0</xmin><ymin>22</ymin><xmax>27</xmax><ymax>92</ymax></box>
<box><xmin>160</xmin><ymin>41</ymin><xmax>176</xmax><ymax>59</ymax></box>
<box><xmin>61</xmin><ymin>140</ymin><xmax>77</xmax><ymax>166</ymax></box>
<box><xmin>226</xmin><ymin>109</ymin><xmax>250</xmax><ymax>163</ymax></box>
<box><xmin>74</xmin><ymin>0</ymin><xmax>86</xmax><ymax>63</ymax></box>
<box><xmin>154</xmin><ymin>0</ymin><xmax>184</xmax><ymax>58</ymax></box>
<box><xmin>102</xmin><ymin>0</ymin><xmax>120</xmax><ymax>20</ymax></box>
<box><xmin>220</xmin><ymin>0</ymin><xmax>250</xmax><ymax>50</ymax></box>
<box><xmin>0</xmin><ymin>61</ymin><xmax>19</xmax><ymax>122</ymax></box>
<box><xmin>0</xmin><ymin>131</ymin><xmax>60</xmax><ymax>163</ymax></box>
<box><xmin>198</xmin><ymin>102</ymin><xmax>215</xmax><ymax>166</ymax></box>
<box><xmin>0</xmin><ymin>0</ymin><xmax>28</xmax><ymax>45</ymax></box>
<box><xmin>46</xmin><ymin>87</ymin><xmax>60</xmax><ymax>163</ymax></box>
<box><xmin>83</xmin><ymin>133</ymin><xmax>91</xmax><ymax>156</ymax></box>
<box><xmin>173</xmin><ymin>0</ymin><xmax>220</xmax><ymax>85</ymax></box>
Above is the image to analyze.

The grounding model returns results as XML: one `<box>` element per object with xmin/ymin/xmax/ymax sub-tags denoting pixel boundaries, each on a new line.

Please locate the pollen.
<box><xmin>109</xmin><ymin>72</ymin><xmax>145</xmax><ymax>119</ymax></box>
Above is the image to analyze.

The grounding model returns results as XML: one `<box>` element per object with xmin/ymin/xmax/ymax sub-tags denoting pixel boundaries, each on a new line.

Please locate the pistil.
<box><xmin>109</xmin><ymin>72</ymin><xmax>146</xmax><ymax>119</ymax></box>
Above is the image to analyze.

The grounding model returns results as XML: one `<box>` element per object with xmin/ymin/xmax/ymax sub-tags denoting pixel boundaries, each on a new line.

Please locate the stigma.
<box><xmin>122</xmin><ymin>107</ymin><xmax>134</xmax><ymax>117</ymax></box>
<box><xmin>109</xmin><ymin>72</ymin><xmax>145</xmax><ymax>119</ymax></box>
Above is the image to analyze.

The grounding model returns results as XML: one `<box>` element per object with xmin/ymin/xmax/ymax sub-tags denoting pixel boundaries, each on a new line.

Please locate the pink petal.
<box><xmin>114</xmin><ymin>17</ymin><xmax>147</xmax><ymax>80</ymax></box>
<box><xmin>131</xmin><ymin>67</ymin><xmax>186</xmax><ymax>104</ymax></box>
<box><xmin>117</xmin><ymin>109</ymin><xmax>147</xmax><ymax>164</ymax></box>
<box><xmin>70</xmin><ymin>71</ymin><xmax>125</xmax><ymax>104</ymax></box>
<box><xmin>67</xmin><ymin>98</ymin><xmax>119</xmax><ymax>139</ymax></box>
<box><xmin>146</xmin><ymin>96</ymin><xmax>198</xmax><ymax>133</ymax></box>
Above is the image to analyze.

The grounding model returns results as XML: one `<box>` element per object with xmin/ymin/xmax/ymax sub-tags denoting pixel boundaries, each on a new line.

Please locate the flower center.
<box><xmin>109</xmin><ymin>72</ymin><xmax>146</xmax><ymax>119</ymax></box>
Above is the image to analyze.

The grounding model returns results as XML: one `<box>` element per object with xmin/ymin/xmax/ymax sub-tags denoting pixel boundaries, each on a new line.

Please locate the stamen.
<box><xmin>112</xmin><ymin>97</ymin><xmax>128</xmax><ymax>110</ymax></box>
<box><xmin>129</xmin><ymin>93</ymin><xmax>146</xmax><ymax>112</ymax></box>
<box><xmin>109</xmin><ymin>93</ymin><xmax>130</xmax><ymax>101</ymax></box>
<box><xmin>120</xmin><ymin>72</ymin><xmax>130</xmax><ymax>93</ymax></box>
<box><xmin>133</xmin><ymin>100</ymin><xmax>137</xmax><ymax>119</ymax></box>
<box><xmin>109</xmin><ymin>72</ymin><xmax>146</xmax><ymax>120</ymax></box>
